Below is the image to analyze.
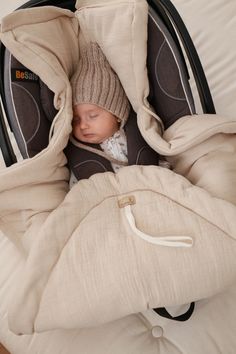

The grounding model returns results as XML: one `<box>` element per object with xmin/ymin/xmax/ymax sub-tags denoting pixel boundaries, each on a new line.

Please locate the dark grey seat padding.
<box><xmin>4</xmin><ymin>49</ymin><xmax>57</xmax><ymax>158</ymax></box>
<box><xmin>147</xmin><ymin>7</ymin><xmax>195</xmax><ymax>129</ymax></box>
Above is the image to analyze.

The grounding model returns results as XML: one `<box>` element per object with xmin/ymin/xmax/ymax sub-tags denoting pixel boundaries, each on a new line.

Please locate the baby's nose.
<box><xmin>79</xmin><ymin>120</ymin><xmax>89</xmax><ymax>129</ymax></box>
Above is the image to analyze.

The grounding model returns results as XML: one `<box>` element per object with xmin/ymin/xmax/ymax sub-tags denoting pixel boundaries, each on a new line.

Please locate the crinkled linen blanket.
<box><xmin>0</xmin><ymin>0</ymin><xmax>236</xmax><ymax>335</ymax></box>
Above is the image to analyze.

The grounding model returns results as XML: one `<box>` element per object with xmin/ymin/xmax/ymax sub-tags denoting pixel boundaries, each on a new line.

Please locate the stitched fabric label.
<box><xmin>118</xmin><ymin>195</ymin><xmax>136</xmax><ymax>208</ymax></box>
<box><xmin>11</xmin><ymin>69</ymin><xmax>39</xmax><ymax>82</ymax></box>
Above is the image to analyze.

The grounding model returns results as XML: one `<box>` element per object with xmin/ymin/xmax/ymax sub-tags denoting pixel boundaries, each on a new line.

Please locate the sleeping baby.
<box><xmin>68</xmin><ymin>42</ymin><xmax>161</xmax><ymax>185</ymax></box>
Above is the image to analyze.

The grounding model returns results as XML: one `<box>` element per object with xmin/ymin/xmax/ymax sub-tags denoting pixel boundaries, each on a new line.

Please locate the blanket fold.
<box><xmin>7</xmin><ymin>166</ymin><xmax>236</xmax><ymax>333</ymax></box>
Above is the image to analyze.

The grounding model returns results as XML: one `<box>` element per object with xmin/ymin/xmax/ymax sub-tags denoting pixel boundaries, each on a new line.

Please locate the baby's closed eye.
<box><xmin>89</xmin><ymin>114</ymin><xmax>99</xmax><ymax>119</ymax></box>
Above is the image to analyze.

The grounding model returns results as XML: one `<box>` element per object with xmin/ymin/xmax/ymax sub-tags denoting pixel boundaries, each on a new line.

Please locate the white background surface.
<box><xmin>171</xmin><ymin>0</ymin><xmax>236</xmax><ymax>119</ymax></box>
<box><xmin>1</xmin><ymin>1</ymin><xmax>27</xmax><ymax>19</ymax></box>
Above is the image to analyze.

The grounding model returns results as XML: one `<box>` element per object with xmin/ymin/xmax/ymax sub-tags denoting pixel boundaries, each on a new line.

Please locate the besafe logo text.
<box><xmin>12</xmin><ymin>69</ymin><xmax>39</xmax><ymax>82</ymax></box>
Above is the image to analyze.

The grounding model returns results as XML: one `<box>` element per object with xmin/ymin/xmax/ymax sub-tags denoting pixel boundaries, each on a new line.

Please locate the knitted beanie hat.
<box><xmin>71</xmin><ymin>42</ymin><xmax>130</xmax><ymax>127</ymax></box>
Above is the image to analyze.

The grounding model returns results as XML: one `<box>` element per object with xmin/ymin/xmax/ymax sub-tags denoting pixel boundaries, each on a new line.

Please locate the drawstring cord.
<box><xmin>119</xmin><ymin>200</ymin><xmax>193</xmax><ymax>248</ymax></box>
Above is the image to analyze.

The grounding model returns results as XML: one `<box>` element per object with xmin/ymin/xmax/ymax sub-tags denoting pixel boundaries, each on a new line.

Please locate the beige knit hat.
<box><xmin>71</xmin><ymin>42</ymin><xmax>130</xmax><ymax>127</ymax></box>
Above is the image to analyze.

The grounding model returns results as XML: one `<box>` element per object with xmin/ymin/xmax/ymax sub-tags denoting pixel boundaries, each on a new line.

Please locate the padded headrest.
<box><xmin>4</xmin><ymin>49</ymin><xmax>58</xmax><ymax>158</ymax></box>
<box><xmin>147</xmin><ymin>7</ymin><xmax>195</xmax><ymax>129</ymax></box>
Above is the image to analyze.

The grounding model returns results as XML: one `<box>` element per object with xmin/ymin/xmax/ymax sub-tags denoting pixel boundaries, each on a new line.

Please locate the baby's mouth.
<box><xmin>83</xmin><ymin>133</ymin><xmax>95</xmax><ymax>137</ymax></box>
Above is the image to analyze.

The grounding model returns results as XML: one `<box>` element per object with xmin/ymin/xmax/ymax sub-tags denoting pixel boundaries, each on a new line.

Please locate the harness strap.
<box><xmin>154</xmin><ymin>302</ymin><xmax>195</xmax><ymax>321</ymax></box>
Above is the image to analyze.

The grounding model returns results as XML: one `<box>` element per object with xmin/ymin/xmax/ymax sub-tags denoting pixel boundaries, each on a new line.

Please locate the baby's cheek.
<box><xmin>72</xmin><ymin>126</ymin><xmax>81</xmax><ymax>139</ymax></box>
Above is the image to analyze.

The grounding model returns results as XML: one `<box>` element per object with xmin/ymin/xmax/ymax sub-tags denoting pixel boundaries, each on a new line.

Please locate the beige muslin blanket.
<box><xmin>0</xmin><ymin>0</ymin><xmax>236</xmax><ymax>334</ymax></box>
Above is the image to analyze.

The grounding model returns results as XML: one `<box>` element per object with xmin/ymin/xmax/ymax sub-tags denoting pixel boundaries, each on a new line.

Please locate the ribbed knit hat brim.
<box><xmin>71</xmin><ymin>42</ymin><xmax>130</xmax><ymax>127</ymax></box>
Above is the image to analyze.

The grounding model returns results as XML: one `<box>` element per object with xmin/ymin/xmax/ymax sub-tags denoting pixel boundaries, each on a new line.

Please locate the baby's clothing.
<box><xmin>100</xmin><ymin>129</ymin><xmax>128</xmax><ymax>173</ymax></box>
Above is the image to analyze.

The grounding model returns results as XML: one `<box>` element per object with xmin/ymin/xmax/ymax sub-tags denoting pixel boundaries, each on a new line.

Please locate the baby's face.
<box><xmin>72</xmin><ymin>103</ymin><xmax>119</xmax><ymax>144</ymax></box>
